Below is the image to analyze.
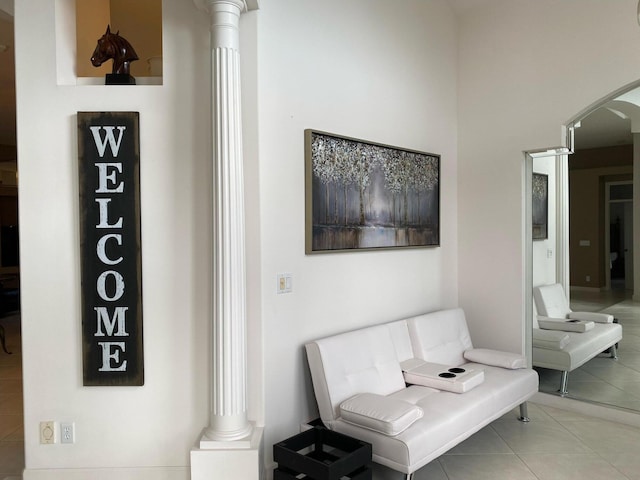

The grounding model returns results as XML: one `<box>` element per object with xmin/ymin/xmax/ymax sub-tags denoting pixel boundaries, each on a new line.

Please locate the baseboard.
<box><xmin>569</xmin><ymin>286</ymin><xmax>603</xmax><ymax>292</ymax></box>
<box><xmin>22</xmin><ymin>466</ymin><xmax>189</xmax><ymax>480</ymax></box>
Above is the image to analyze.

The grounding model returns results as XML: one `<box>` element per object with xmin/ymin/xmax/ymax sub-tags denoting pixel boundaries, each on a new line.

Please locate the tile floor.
<box><xmin>374</xmin><ymin>403</ymin><xmax>640</xmax><ymax>480</ymax></box>
<box><xmin>0</xmin><ymin>312</ymin><xmax>23</xmax><ymax>480</ymax></box>
<box><xmin>2</xmin><ymin>305</ymin><xmax>640</xmax><ymax>479</ymax></box>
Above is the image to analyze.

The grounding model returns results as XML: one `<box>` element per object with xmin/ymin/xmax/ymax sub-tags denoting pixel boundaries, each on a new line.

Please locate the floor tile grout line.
<box><xmin>435</xmin><ymin>457</ymin><xmax>451</xmax><ymax>480</ymax></box>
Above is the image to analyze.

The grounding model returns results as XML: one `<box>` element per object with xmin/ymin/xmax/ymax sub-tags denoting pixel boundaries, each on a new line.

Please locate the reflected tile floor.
<box><xmin>536</xmin><ymin>289</ymin><xmax>640</xmax><ymax>411</ymax></box>
<box><xmin>373</xmin><ymin>403</ymin><xmax>640</xmax><ymax>479</ymax></box>
<box><xmin>0</xmin><ymin>313</ymin><xmax>23</xmax><ymax>480</ymax></box>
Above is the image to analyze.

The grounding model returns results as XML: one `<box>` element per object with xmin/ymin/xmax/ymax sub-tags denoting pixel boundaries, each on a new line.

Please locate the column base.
<box><xmin>200</xmin><ymin>422</ymin><xmax>254</xmax><ymax>449</ymax></box>
<box><xmin>202</xmin><ymin>418</ymin><xmax>254</xmax><ymax>445</ymax></box>
<box><xmin>191</xmin><ymin>425</ymin><xmax>263</xmax><ymax>480</ymax></box>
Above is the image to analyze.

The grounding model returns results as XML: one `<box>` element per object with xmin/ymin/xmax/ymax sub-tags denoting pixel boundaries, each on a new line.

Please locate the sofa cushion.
<box><xmin>406</xmin><ymin>308</ymin><xmax>473</xmax><ymax>365</ymax></box>
<box><xmin>533</xmin><ymin>323</ymin><xmax>622</xmax><ymax>372</ymax></box>
<box><xmin>533</xmin><ymin>283</ymin><xmax>571</xmax><ymax>318</ymax></box>
<box><xmin>305</xmin><ymin>324</ymin><xmax>407</xmax><ymax>424</ymax></box>
<box><xmin>463</xmin><ymin>348</ymin><xmax>526</xmax><ymax>369</ymax></box>
<box><xmin>387</xmin><ymin>319</ymin><xmax>414</xmax><ymax>362</ymax></box>
<box><xmin>332</xmin><ymin>364</ymin><xmax>538</xmax><ymax>474</ymax></box>
<box><xmin>340</xmin><ymin>393</ymin><xmax>423</xmax><ymax>436</ymax></box>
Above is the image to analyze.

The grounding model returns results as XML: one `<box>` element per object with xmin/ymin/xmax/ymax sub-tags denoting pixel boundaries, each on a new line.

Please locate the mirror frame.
<box><xmin>524</xmin><ymin>133</ymin><xmax>574</xmax><ymax>369</ymax></box>
<box><xmin>524</xmin><ymin>77</ymin><xmax>640</xmax><ymax>399</ymax></box>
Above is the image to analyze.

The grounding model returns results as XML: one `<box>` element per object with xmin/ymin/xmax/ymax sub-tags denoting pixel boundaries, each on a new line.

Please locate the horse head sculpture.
<box><xmin>91</xmin><ymin>25</ymin><xmax>139</xmax><ymax>76</ymax></box>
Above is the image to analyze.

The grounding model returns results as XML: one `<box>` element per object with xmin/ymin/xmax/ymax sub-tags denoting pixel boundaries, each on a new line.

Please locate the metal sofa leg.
<box><xmin>518</xmin><ymin>402</ymin><xmax>530</xmax><ymax>423</ymax></box>
<box><xmin>559</xmin><ymin>371</ymin><xmax>569</xmax><ymax>396</ymax></box>
<box><xmin>610</xmin><ymin>344</ymin><xmax>618</xmax><ymax>360</ymax></box>
<box><xmin>605</xmin><ymin>318</ymin><xmax>620</xmax><ymax>355</ymax></box>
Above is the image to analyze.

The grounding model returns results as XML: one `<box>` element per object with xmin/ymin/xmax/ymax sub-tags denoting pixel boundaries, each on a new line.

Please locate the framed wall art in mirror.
<box><xmin>305</xmin><ymin>130</ymin><xmax>440</xmax><ymax>253</ymax></box>
<box><xmin>532</xmin><ymin>172</ymin><xmax>548</xmax><ymax>240</ymax></box>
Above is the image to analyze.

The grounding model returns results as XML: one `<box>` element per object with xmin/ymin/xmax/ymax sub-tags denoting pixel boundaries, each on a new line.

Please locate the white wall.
<box><xmin>457</xmin><ymin>0</ymin><xmax>640</xmax><ymax>352</ymax></box>
<box><xmin>255</xmin><ymin>0</ymin><xmax>459</xmax><ymax>465</ymax></box>
<box><xmin>16</xmin><ymin>0</ymin><xmax>459</xmax><ymax>477</ymax></box>
<box><xmin>24</xmin><ymin>0</ymin><xmax>640</xmax><ymax>477</ymax></box>
<box><xmin>16</xmin><ymin>0</ymin><xmax>212</xmax><ymax>477</ymax></box>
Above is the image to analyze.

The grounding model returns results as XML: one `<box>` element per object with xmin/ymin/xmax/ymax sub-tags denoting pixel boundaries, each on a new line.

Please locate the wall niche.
<box><xmin>73</xmin><ymin>0</ymin><xmax>162</xmax><ymax>83</ymax></box>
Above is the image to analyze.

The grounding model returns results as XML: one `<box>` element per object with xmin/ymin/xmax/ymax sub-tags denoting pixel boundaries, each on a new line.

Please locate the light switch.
<box><xmin>277</xmin><ymin>273</ymin><xmax>293</xmax><ymax>294</ymax></box>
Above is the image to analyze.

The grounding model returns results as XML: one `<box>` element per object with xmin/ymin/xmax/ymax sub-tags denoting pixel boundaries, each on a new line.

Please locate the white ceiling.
<box><xmin>574</xmin><ymin>107</ymin><xmax>634</xmax><ymax>150</ymax></box>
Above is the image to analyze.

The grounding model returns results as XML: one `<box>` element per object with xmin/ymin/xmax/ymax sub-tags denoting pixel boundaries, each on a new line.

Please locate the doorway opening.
<box><xmin>605</xmin><ymin>181</ymin><xmax>633</xmax><ymax>292</ymax></box>
<box><xmin>0</xmin><ymin>1</ymin><xmax>22</xmax><ymax>477</ymax></box>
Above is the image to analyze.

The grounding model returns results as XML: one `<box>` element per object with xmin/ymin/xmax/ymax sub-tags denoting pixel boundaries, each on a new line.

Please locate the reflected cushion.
<box><xmin>532</xmin><ymin>328</ymin><xmax>570</xmax><ymax>350</ymax></box>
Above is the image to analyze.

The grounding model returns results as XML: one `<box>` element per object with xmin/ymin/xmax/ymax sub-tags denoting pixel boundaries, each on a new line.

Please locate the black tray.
<box><xmin>273</xmin><ymin>426</ymin><xmax>372</xmax><ymax>479</ymax></box>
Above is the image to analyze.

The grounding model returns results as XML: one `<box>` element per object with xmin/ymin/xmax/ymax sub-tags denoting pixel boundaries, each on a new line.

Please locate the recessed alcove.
<box><xmin>56</xmin><ymin>0</ymin><xmax>162</xmax><ymax>85</ymax></box>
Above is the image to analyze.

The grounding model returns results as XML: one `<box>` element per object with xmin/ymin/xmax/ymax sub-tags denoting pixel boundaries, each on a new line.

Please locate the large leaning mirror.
<box><xmin>531</xmin><ymin>81</ymin><xmax>640</xmax><ymax>412</ymax></box>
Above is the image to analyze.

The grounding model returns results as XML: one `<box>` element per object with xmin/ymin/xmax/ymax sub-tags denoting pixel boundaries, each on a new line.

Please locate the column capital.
<box><xmin>194</xmin><ymin>0</ymin><xmax>259</xmax><ymax>14</ymax></box>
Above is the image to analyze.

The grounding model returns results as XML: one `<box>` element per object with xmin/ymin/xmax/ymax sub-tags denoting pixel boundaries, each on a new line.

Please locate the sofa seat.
<box><xmin>532</xmin><ymin>284</ymin><xmax>623</xmax><ymax>394</ymax></box>
<box><xmin>533</xmin><ymin>323</ymin><xmax>622</xmax><ymax>372</ymax></box>
<box><xmin>331</xmin><ymin>363</ymin><xmax>537</xmax><ymax>473</ymax></box>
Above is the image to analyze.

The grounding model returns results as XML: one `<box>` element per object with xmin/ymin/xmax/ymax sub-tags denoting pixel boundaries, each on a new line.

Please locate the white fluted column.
<box><xmin>191</xmin><ymin>1</ymin><xmax>262</xmax><ymax>478</ymax></box>
<box><xmin>194</xmin><ymin>0</ymin><xmax>258</xmax><ymax>443</ymax></box>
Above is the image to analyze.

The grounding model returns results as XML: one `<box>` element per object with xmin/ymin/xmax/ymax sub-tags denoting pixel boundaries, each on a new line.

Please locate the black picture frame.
<box><xmin>305</xmin><ymin>130</ymin><xmax>440</xmax><ymax>253</ymax></box>
<box><xmin>533</xmin><ymin>172</ymin><xmax>548</xmax><ymax>240</ymax></box>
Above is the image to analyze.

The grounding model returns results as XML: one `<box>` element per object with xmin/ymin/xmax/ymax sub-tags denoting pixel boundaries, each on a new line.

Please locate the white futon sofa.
<box><xmin>533</xmin><ymin>283</ymin><xmax>622</xmax><ymax>395</ymax></box>
<box><xmin>305</xmin><ymin>308</ymin><xmax>539</xmax><ymax>479</ymax></box>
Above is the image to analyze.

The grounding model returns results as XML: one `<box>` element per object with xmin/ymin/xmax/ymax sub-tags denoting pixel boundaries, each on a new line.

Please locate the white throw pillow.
<box><xmin>463</xmin><ymin>348</ymin><xmax>526</xmax><ymax>369</ymax></box>
<box><xmin>340</xmin><ymin>393</ymin><xmax>423</xmax><ymax>436</ymax></box>
<box><xmin>532</xmin><ymin>329</ymin><xmax>570</xmax><ymax>350</ymax></box>
<box><xmin>568</xmin><ymin>311</ymin><xmax>614</xmax><ymax>324</ymax></box>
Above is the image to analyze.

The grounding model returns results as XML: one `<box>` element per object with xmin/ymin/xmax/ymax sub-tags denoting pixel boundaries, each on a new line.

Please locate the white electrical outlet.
<box><xmin>40</xmin><ymin>421</ymin><xmax>55</xmax><ymax>444</ymax></box>
<box><xmin>61</xmin><ymin>422</ymin><xmax>75</xmax><ymax>444</ymax></box>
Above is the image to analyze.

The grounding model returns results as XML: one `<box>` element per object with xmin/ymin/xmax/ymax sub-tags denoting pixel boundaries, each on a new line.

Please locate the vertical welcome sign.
<box><xmin>78</xmin><ymin>112</ymin><xmax>143</xmax><ymax>386</ymax></box>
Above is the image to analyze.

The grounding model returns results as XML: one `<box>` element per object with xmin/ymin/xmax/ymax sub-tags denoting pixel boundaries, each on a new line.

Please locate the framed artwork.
<box><xmin>532</xmin><ymin>172</ymin><xmax>548</xmax><ymax>240</ymax></box>
<box><xmin>305</xmin><ymin>130</ymin><xmax>440</xmax><ymax>253</ymax></box>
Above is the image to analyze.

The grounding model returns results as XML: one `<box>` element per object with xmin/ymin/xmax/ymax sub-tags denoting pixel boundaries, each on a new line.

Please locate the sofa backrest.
<box><xmin>406</xmin><ymin>308</ymin><xmax>473</xmax><ymax>366</ymax></box>
<box><xmin>533</xmin><ymin>283</ymin><xmax>570</xmax><ymax>318</ymax></box>
<box><xmin>305</xmin><ymin>324</ymin><xmax>407</xmax><ymax>425</ymax></box>
<box><xmin>387</xmin><ymin>319</ymin><xmax>415</xmax><ymax>362</ymax></box>
<box><xmin>532</xmin><ymin>300</ymin><xmax>540</xmax><ymax>329</ymax></box>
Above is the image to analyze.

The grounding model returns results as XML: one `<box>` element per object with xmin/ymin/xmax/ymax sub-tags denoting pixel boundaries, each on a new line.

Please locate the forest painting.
<box><xmin>532</xmin><ymin>173</ymin><xmax>548</xmax><ymax>240</ymax></box>
<box><xmin>305</xmin><ymin>130</ymin><xmax>440</xmax><ymax>253</ymax></box>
